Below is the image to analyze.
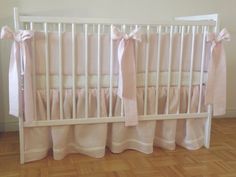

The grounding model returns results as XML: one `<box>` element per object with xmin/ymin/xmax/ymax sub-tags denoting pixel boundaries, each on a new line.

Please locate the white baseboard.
<box><xmin>0</xmin><ymin>121</ymin><xmax>18</xmax><ymax>132</ymax></box>
<box><xmin>223</xmin><ymin>108</ymin><xmax>236</xmax><ymax>118</ymax></box>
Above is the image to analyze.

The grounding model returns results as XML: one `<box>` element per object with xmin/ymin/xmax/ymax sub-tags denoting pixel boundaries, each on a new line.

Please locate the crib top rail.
<box><xmin>19</xmin><ymin>16</ymin><xmax>217</xmax><ymax>26</ymax></box>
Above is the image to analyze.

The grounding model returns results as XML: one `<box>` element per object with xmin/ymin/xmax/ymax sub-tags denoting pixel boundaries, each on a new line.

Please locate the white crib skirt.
<box><xmin>23</xmin><ymin>86</ymin><xmax>206</xmax><ymax>162</ymax></box>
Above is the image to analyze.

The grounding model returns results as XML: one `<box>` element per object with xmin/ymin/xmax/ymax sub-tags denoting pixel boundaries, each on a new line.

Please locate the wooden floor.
<box><xmin>0</xmin><ymin>119</ymin><xmax>236</xmax><ymax>177</ymax></box>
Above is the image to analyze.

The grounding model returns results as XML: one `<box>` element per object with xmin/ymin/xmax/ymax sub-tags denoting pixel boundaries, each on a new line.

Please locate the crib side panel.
<box><xmin>19</xmin><ymin>18</ymin><xmax>214</xmax><ymax>122</ymax></box>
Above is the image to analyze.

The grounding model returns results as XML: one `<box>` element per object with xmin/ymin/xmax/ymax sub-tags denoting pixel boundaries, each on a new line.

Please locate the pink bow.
<box><xmin>205</xmin><ymin>28</ymin><xmax>230</xmax><ymax>116</ymax></box>
<box><xmin>112</xmin><ymin>26</ymin><xmax>141</xmax><ymax>126</ymax></box>
<box><xmin>1</xmin><ymin>26</ymin><xmax>34</xmax><ymax>120</ymax></box>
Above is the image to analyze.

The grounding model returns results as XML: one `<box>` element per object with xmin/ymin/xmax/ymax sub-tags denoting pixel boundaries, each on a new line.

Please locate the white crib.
<box><xmin>2</xmin><ymin>7</ymin><xmax>230</xmax><ymax>164</ymax></box>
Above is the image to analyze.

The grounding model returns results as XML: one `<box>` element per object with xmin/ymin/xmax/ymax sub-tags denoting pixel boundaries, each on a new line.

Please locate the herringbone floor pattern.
<box><xmin>0</xmin><ymin>118</ymin><xmax>236</xmax><ymax>177</ymax></box>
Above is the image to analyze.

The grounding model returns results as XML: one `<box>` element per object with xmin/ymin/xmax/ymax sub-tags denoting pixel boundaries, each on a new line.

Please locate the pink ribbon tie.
<box><xmin>112</xmin><ymin>26</ymin><xmax>141</xmax><ymax>126</ymax></box>
<box><xmin>1</xmin><ymin>26</ymin><xmax>34</xmax><ymax>119</ymax></box>
<box><xmin>205</xmin><ymin>28</ymin><xmax>230</xmax><ymax>116</ymax></box>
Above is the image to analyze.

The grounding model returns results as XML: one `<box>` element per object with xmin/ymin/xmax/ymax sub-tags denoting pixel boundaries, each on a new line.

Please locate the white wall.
<box><xmin>0</xmin><ymin>0</ymin><xmax>235</xmax><ymax>131</ymax></box>
<box><xmin>0</xmin><ymin>0</ymin><xmax>20</xmax><ymax>131</ymax></box>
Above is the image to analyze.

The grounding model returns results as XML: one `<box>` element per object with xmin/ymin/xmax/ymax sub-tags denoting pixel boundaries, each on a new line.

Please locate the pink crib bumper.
<box><xmin>0</xmin><ymin>25</ymin><xmax>230</xmax><ymax>121</ymax></box>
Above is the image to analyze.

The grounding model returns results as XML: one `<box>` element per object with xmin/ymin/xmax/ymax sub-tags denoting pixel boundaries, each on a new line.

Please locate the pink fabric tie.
<box><xmin>205</xmin><ymin>28</ymin><xmax>230</xmax><ymax>116</ymax></box>
<box><xmin>1</xmin><ymin>26</ymin><xmax>34</xmax><ymax>120</ymax></box>
<box><xmin>112</xmin><ymin>26</ymin><xmax>141</xmax><ymax>126</ymax></box>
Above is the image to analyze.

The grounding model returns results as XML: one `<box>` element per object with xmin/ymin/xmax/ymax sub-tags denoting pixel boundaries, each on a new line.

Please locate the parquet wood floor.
<box><xmin>0</xmin><ymin>118</ymin><xmax>236</xmax><ymax>177</ymax></box>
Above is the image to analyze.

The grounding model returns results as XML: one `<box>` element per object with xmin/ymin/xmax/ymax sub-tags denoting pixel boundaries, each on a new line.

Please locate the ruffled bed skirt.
<box><xmin>24</xmin><ymin>86</ymin><xmax>206</xmax><ymax>162</ymax></box>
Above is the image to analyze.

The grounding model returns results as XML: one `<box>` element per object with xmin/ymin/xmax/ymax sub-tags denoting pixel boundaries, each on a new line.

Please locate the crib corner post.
<box><xmin>204</xmin><ymin>104</ymin><xmax>213</xmax><ymax>149</ymax></box>
<box><xmin>19</xmin><ymin>116</ymin><xmax>25</xmax><ymax>164</ymax></box>
<box><xmin>14</xmin><ymin>7</ymin><xmax>25</xmax><ymax>164</ymax></box>
<box><xmin>13</xmin><ymin>7</ymin><xmax>20</xmax><ymax>31</ymax></box>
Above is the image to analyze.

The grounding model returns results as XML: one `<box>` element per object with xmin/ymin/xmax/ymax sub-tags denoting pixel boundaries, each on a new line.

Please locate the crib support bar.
<box><xmin>24</xmin><ymin>112</ymin><xmax>209</xmax><ymax>127</ymax></box>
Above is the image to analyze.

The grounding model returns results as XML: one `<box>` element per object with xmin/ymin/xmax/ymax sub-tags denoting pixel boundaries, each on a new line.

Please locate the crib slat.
<box><xmin>72</xmin><ymin>23</ymin><xmax>76</xmax><ymax>119</ymax></box>
<box><xmin>84</xmin><ymin>24</ymin><xmax>88</xmax><ymax>118</ymax></box>
<box><xmin>97</xmin><ymin>24</ymin><xmax>101</xmax><ymax>118</ymax></box>
<box><xmin>144</xmin><ymin>25</ymin><xmax>150</xmax><ymax>116</ymax></box>
<box><xmin>109</xmin><ymin>25</ymin><xmax>113</xmax><ymax>117</ymax></box>
<box><xmin>165</xmin><ymin>26</ymin><xmax>168</xmax><ymax>33</ymax></box>
<box><xmin>187</xmin><ymin>26</ymin><xmax>196</xmax><ymax>113</ymax></box>
<box><xmin>44</xmin><ymin>23</ymin><xmax>50</xmax><ymax>120</ymax></box>
<box><xmin>155</xmin><ymin>25</ymin><xmax>162</xmax><ymax>115</ymax></box>
<box><xmin>58</xmin><ymin>23</ymin><xmax>63</xmax><ymax>119</ymax></box>
<box><xmin>30</xmin><ymin>22</ymin><xmax>38</xmax><ymax>120</ymax></box>
<box><xmin>201</xmin><ymin>26</ymin><xmax>204</xmax><ymax>32</ymax></box>
<box><xmin>166</xmin><ymin>26</ymin><xmax>173</xmax><ymax>114</ymax></box>
<box><xmin>121</xmin><ymin>98</ymin><xmax>124</xmax><ymax>116</ymax></box>
<box><xmin>177</xmin><ymin>26</ymin><xmax>185</xmax><ymax>114</ymax></box>
<box><xmin>187</xmin><ymin>25</ymin><xmax>190</xmax><ymax>33</ymax></box>
<box><xmin>135</xmin><ymin>25</ymin><xmax>138</xmax><ymax>72</ymax></box>
<box><xmin>120</xmin><ymin>25</ymin><xmax>126</xmax><ymax>117</ymax></box>
<box><xmin>198</xmin><ymin>26</ymin><xmax>207</xmax><ymax>113</ymax></box>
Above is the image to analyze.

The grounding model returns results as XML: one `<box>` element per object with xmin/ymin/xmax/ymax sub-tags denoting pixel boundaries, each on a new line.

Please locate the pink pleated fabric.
<box><xmin>23</xmin><ymin>86</ymin><xmax>206</xmax><ymax>162</ymax></box>
<box><xmin>0</xmin><ymin>26</ymin><xmax>35</xmax><ymax>120</ymax></box>
<box><xmin>111</xmin><ymin>26</ymin><xmax>142</xmax><ymax>126</ymax></box>
<box><xmin>205</xmin><ymin>28</ymin><xmax>230</xmax><ymax>116</ymax></box>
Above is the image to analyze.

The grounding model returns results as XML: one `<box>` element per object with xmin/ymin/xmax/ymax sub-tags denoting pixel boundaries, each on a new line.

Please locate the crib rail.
<box><xmin>20</xmin><ymin>16</ymin><xmax>217</xmax><ymax>26</ymax></box>
<box><xmin>24</xmin><ymin>112</ymin><xmax>209</xmax><ymax>127</ymax></box>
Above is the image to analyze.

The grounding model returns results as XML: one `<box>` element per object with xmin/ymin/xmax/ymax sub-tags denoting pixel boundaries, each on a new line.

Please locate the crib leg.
<box><xmin>19</xmin><ymin>117</ymin><xmax>25</xmax><ymax>164</ymax></box>
<box><xmin>204</xmin><ymin>104</ymin><xmax>213</xmax><ymax>149</ymax></box>
<box><xmin>14</xmin><ymin>7</ymin><xmax>25</xmax><ymax>164</ymax></box>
